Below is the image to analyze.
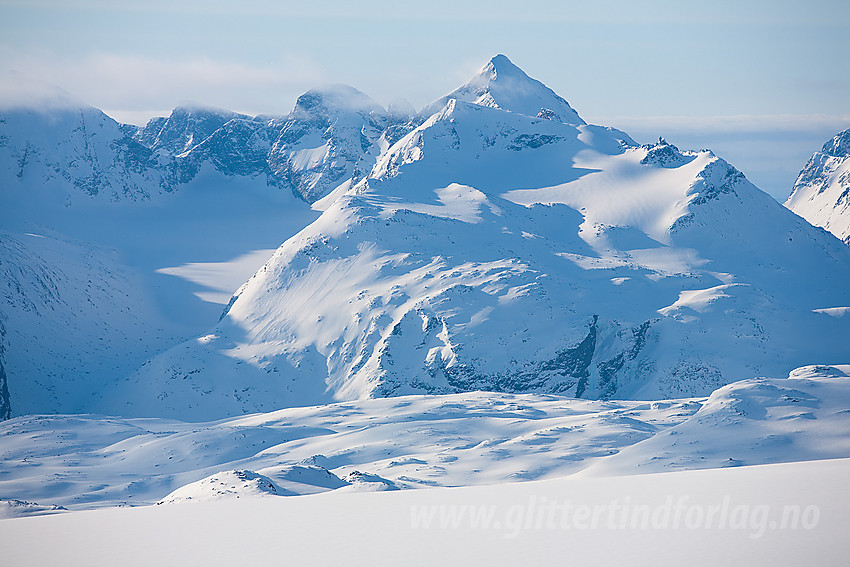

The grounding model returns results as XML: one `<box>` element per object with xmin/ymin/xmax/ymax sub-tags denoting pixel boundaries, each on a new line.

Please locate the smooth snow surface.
<box><xmin>2</xmin><ymin>458</ymin><xmax>848</xmax><ymax>567</ymax></box>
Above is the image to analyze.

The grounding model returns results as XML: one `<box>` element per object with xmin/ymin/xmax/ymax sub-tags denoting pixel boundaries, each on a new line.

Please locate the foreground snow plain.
<box><xmin>2</xmin><ymin>458</ymin><xmax>847</xmax><ymax>566</ymax></box>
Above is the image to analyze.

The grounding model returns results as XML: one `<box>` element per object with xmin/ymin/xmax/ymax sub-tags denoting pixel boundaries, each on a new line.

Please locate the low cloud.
<box><xmin>0</xmin><ymin>71</ymin><xmax>87</xmax><ymax>110</ymax></box>
<box><xmin>588</xmin><ymin>114</ymin><xmax>850</xmax><ymax>136</ymax></box>
<box><xmin>0</xmin><ymin>47</ymin><xmax>327</xmax><ymax>118</ymax></box>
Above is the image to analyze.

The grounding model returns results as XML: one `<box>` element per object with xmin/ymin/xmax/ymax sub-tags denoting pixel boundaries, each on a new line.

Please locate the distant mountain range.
<box><xmin>1</xmin><ymin>55</ymin><xmax>848</xmax><ymax>420</ymax></box>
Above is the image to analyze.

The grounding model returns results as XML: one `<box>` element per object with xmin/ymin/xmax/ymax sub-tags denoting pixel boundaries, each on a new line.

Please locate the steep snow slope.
<box><xmin>120</xmin><ymin>59</ymin><xmax>850</xmax><ymax>419</ymax></box>
<box><xmin>786</xmin><ymin>128</ymin><xmax>850</xmax><ymax>244</ymax></box>
<box><xmin>0</xmin><ymin>230</ymin><xmax>178</xmax><ymax>415</ymax></box>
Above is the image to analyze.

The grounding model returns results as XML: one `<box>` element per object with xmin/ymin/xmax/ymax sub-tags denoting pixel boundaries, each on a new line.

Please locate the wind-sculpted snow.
<box><xmin>580</xmin><ymin>365</ymin><xmax>850</xmax><ymax>476</ymax></box>
<box><xmin>786</xmin><ymin>128</ymin><xmax>850</xmax><ymax>245</ymax></box>
<box><xmin>121</xmin><ymin>72</ymin><xmax>850</xmax><ymax>418</ymax></box>
<box><xmin>2</xmin><ymin>366</ymin><xmax>849</xmax><ymax>514</ymax></box>
<box><xmin>0</xmin><ymin>391</ymin><xmax>702</xmax><ymax>510</ymax></box>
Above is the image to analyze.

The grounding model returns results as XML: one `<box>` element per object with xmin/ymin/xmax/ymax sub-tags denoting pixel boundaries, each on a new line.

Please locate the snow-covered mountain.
<box><xmin>1</xmin><ymin>83</ymin><xmax>392</xmax><ymax>206</ymax></box>
<box><xmin>0</xmin><ymin>103</ymin><xmax>169</xmax><ymax>203</ymax></box>
<box><xmin>1</xmin><ymin>89</ymin><xmax>374</xmax><ymax>417</ymax></box>
<box><xmin>264</xmin><ymin>85</ymin><xmax>396</xmax><ymax>202</ymax></box>
<box><xmin>0</xmin><ymin>230</ymin><xmax>179</xmax><ymax>416</ymax></box>
<box><xmin>109</xmin><ymin>56</ymin><xmax>850</xmax><ymax>420</ymax></box>
<box><xmin>421</xmin><ymin>54</ymin><xmax>585</xmax><ymax>125</ymax></box>
<box><xmin>2</xmin><ymin>55</ymin><xmax>849</xmax><ymax>421</ymax></box>
<box><xmin>786</xmin><ymin>128</ymin><xmax>850</xmax><ymax>245</ymax></box>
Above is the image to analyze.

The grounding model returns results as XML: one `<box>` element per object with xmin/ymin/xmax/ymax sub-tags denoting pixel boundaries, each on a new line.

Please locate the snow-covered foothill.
<box><xmin>2</xmin><ymin>365</ymin><xmax>849</xmax><ymax>512</ymax></box>
<box><xmin>156</xmin><ymin>470</ymin><xmax>284</xmax><ymax>504</ymax></box>
<box><xmin>581</xmin><ymin>364</ymin><xmax>850</xmax><ymax>476</ymax></box>
<box><xmin>0</xmin><ymin>392</ymin><xmax>701</xmax><ymax>510</ymax></box>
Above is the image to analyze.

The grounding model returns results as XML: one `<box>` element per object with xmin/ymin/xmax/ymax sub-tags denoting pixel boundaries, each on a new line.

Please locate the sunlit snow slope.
<box><xmin>786</xmin><ymin>128</ymin><xmax>850</xmax><ymax>245</ymax></box>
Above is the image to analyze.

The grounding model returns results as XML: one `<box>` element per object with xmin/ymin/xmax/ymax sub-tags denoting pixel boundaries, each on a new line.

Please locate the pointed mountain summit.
<box><xmin>422</xmin><ymin>54</ymin><xmax>585</xmax><ymax>125</ymax></box>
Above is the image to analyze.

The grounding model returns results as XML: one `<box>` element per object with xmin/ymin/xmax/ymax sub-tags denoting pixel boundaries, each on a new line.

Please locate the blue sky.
<box><xmin>1</xmin><ymin>0</ymin><xmax>848</xmax><ymax>200</ymax></box>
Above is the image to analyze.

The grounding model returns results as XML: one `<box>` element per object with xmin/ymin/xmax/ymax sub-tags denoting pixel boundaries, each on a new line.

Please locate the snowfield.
<box><xmin>1</xmin><ymin>458</ymin><xmax>848</xmax><ymax>566</ymax></box>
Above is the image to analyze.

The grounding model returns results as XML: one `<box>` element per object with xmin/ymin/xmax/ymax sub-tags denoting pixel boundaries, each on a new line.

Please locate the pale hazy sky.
<box><xmin>1</xmin><ymin>0</ymin><xmax>848</xmax><ymax>200</ymax></box>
